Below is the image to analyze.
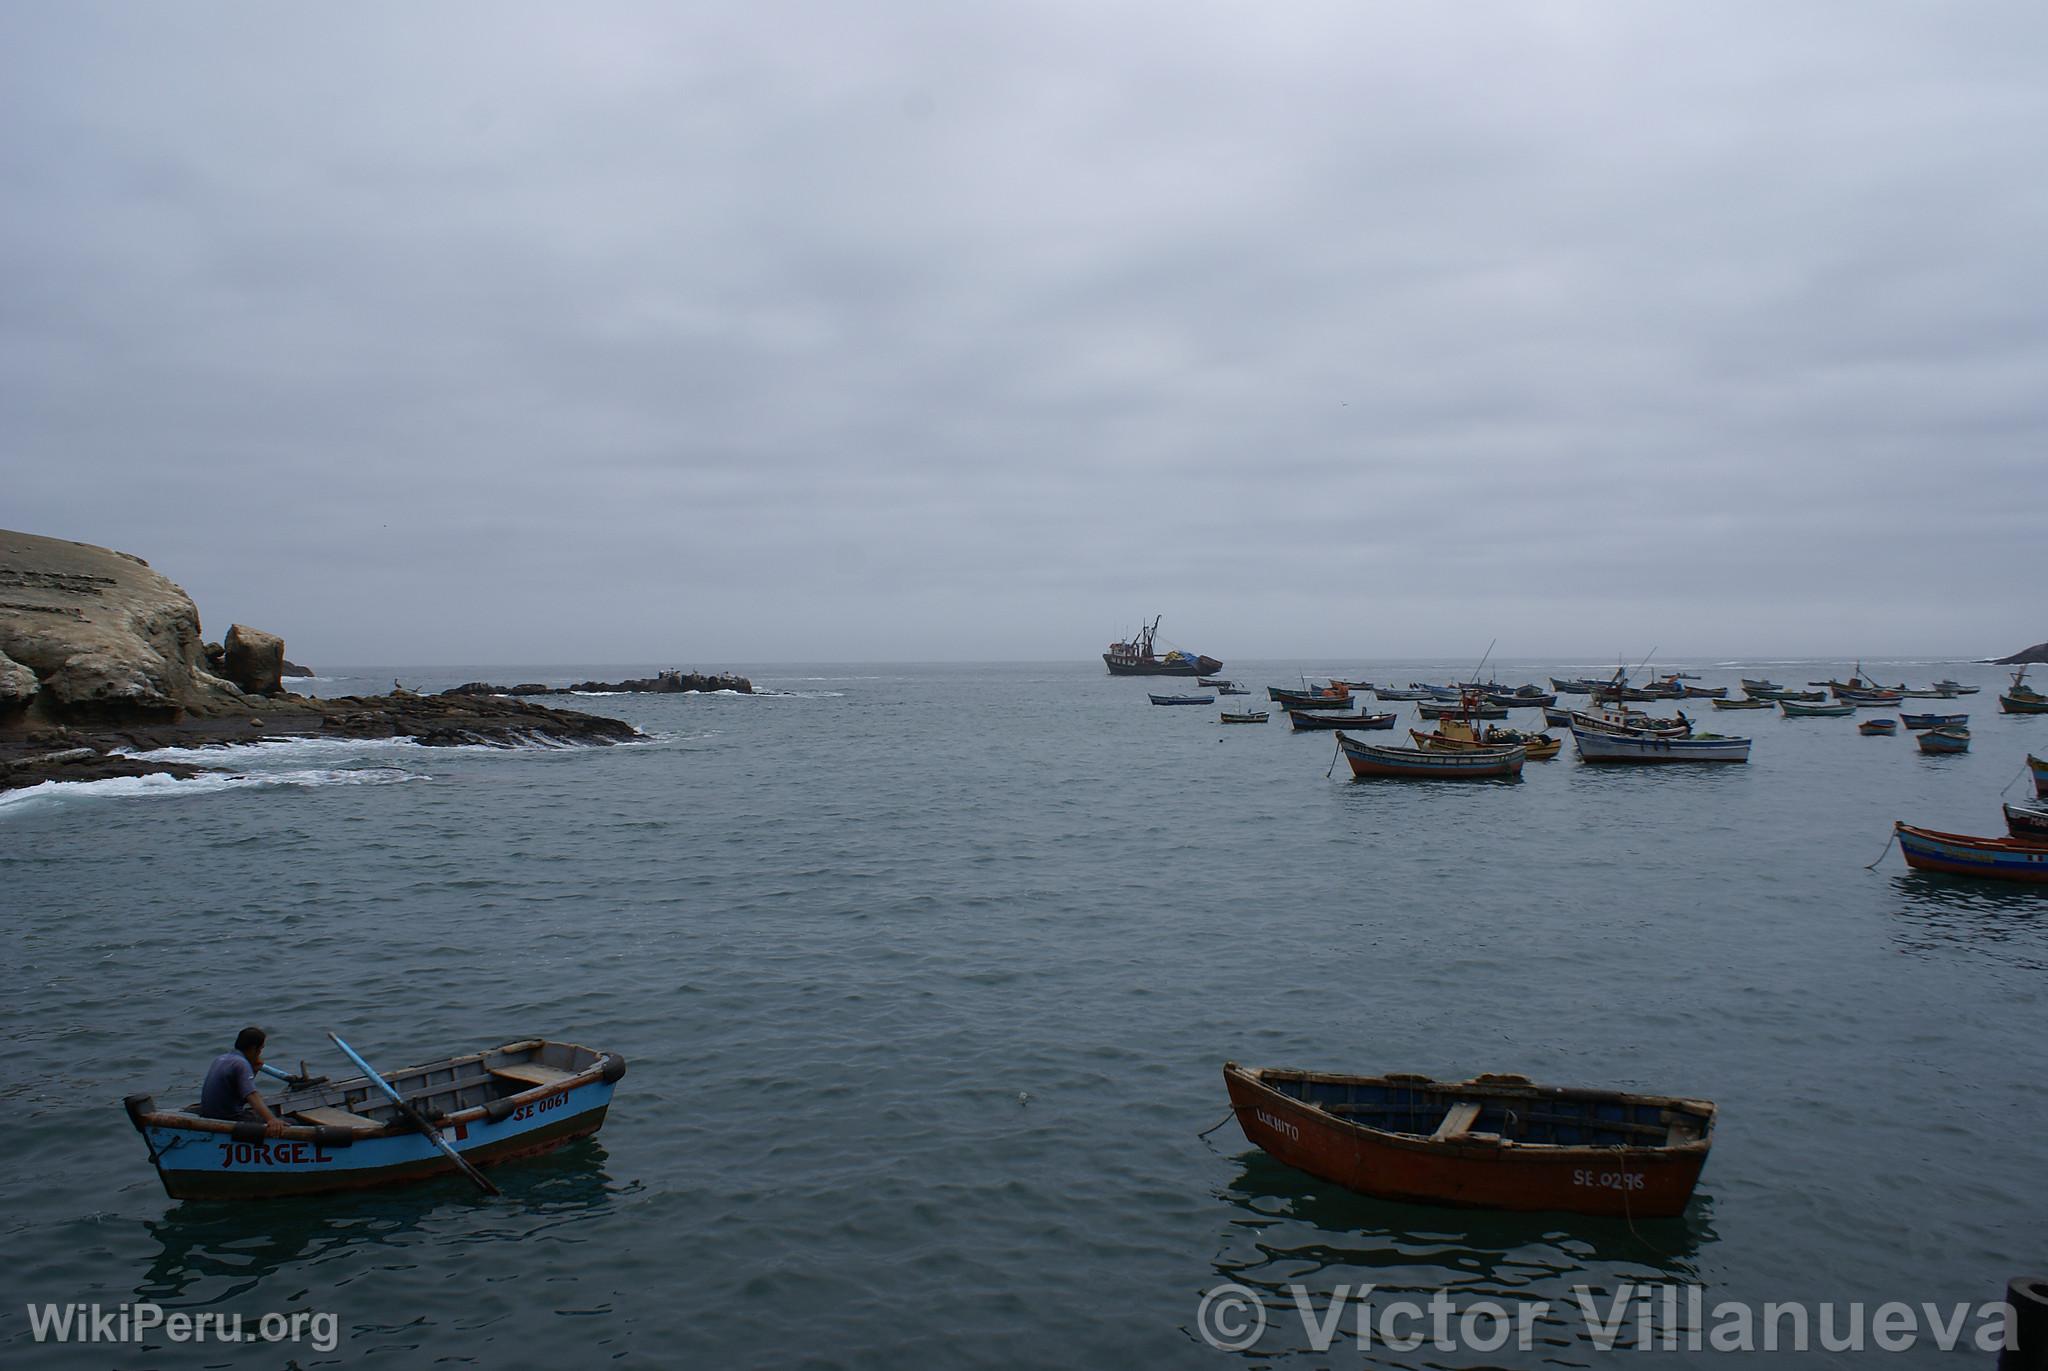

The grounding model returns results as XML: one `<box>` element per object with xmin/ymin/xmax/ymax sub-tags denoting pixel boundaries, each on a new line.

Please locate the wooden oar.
<box><xmin>327</xmin><ymin>1031</ymin><xmax>500</xmax><ymax>1197</ymax></box>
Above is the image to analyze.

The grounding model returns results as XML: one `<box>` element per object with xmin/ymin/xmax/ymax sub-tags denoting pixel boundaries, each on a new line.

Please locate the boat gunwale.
<box><xmin>131</xmin><ymin>1039</ymin><xmax>619</xmax><ymax>1141</ymax></box>
<box><xmin>1224</xmin><ymin>1063</ymin><xmax>1716</xmax><ymax>1160</ymax></box>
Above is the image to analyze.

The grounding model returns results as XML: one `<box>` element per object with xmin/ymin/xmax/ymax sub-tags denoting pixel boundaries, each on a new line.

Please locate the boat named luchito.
<box><xmin>1895</xmin><ymin>823</ymin><xmax>2048</xmax><ymax>884</ymax></box>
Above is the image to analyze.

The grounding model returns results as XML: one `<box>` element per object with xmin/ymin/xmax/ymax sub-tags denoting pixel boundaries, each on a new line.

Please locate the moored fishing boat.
<box><xmin>1542</xmin><ymin>705</ymin><xmax>1576</xmax><ymax>727</ymax></box>
<box><xmin>2003</xmin><ymin>802</ymin><xmax>2048</xmax><ymax>844</ymax></box>
<box><xmin>1412</xmin><ymin>720</ymin><xmax>1560</xmax><ymax>760</ymax></box>
<box><xmin>1838</xmin><ymin>689</ymin><xmax>1903</xmax><ymax>707</ymax></box>
<box><xmin>1750</xmin><ymin>687</ymin><xmax>1824</xmax><ymax>702</ymax></box>
<box><xmin>1485</xmin><ymin>689</ymin><xmax>1558</xmax><ymax>709</ymax></box>
<box><xmin>1679</xmin><ymin>685</ymin><xmax>1729</xmax><ymax>699</ymax></box>
<box><xmin>1196</xmin><ymin>676</ymin><xmax>1232</xmax><ymax>687</ymax></box>
<box><xmin>1549</xmin><ymin>677</ymin><xmax>1599</xmax><ymax>695</ymax></box>
<box><xmin>1915</xmin><ymin>725</ymin><xmax>1970</xmax><ymax>754</ymax></box>
<box><xmin>1288</xmin><ymin>708</ymin><xmax>1395</xmax><ymax>731</ymax></box>
<box><xmin>1417</xmin><ymin>698</ymin><xmax>1507</xmax><ymax>720</ymax></box>
<box><xmin>1900</xmin><ymin>712</ymin><xmax>1969</xmax><ymax>730</ymax></box>
<box><xmin>1335</xmin><ymin>731</ymin><xmax>1524</xmax><ymax>779</ymax></box>
<box><xmin>1859</xmin><ymin>718</ymin><xmax>1898</xmax><ymax>736</ymax></box>
<box><xmin>2000</xmin><ymin>666</ymin><xmax>2048</xmax><ymax>715</ymax></box>
<box><xmin>1569</xmin><ymin>707</ymin><xmax>1690</xmax><ymax>737</ymax></box>
<box><xmin>1270</xmin><ymin>683</ymin><xmax>1349</xmax><ymax>705</ymax></box>
<box><xmin>1739</xmin><ymin>678</ymin><xmax>1782</xmax><ymax>692</ymax></box>
<box><xmin>1931</xmin><ymin>679</ymin><xmax>1979</xmax><ymax>695</ymax></box>
<box><xmin>1373</xmin><ymin>686</ymin><xmax>1436</xmax><ymax>701</ymax></box>
<box><xmin>1571</xmin><ymin>724</ymin><xmax>1750</xmax><ymax>763</ymax></box>
<box><xmin>1712</xmin><ymin>697</ymin><xmax>1773</xmax><ymax>710</ymax></box>
<box><xmin>1103</xmin><ymin>616</ymin><xmax>1222</xmax><ymax>677</ymax></box>
<box><xmin>1148</xmin><ymin>693</ymin><xmax>1215</xmax><ymax>706</ymax></box>
<box><xmin>2032</xmin><ymin>753</ymin><xmax>2048</xmax><ymax>799</ymax></box>
<box><xmin>1895</xmin><ymin>822</ymin><xmax>2048</xmax><ymax>883</ymax></box>
<box><xmin>1220</xmin><ymin>709</ymin><xmax>1269</xmax><ymax>724</ymax></box>
<box><xmin>1222</xmin><ymin>1062</ymin><xmax>1714</xmax><ymax>1218</ymax></box>
<box><xmin>1780</xmin><ymin>700</ymin><xmax>1854</xmax><ymax>718</ymax></box>
<box><xmin>123</xmin><ymin>1038</ymin><xmax>626</xmax><ymax>1200</ymax></box>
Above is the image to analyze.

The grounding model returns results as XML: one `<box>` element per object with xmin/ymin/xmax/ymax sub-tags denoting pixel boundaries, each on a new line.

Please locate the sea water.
<box><xmin>2</xmin><ymin>659</ymin><xmax>2041</xmax><ymax>1367</ymax></box>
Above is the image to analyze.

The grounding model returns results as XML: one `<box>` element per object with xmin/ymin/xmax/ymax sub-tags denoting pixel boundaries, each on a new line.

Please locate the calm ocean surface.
<box><xmin>3</xmin><ymin>658</ymin><xmax>2042</xmax><ymax>1368</ymax></box>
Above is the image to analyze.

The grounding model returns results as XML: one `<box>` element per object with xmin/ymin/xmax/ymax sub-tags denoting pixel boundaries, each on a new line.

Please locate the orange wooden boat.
<box><xmin>1223</xmin><ymin>1062</ymin><xmax>1714</xmax><ymax>1218</ymax></box>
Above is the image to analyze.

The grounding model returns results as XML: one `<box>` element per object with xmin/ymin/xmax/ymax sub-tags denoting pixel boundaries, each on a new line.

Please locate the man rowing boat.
<box><xmin>199</xmin><ymin>1026</ymin><xmax>286</xmax><ymax>1136</ymax></box>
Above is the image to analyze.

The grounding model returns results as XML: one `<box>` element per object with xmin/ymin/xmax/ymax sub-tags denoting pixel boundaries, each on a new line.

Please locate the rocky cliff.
<box><xmin>1994</xmin><ymin>641</ymin><xmax>2048</xmax><ymax>665</ymax></box>
<box><xmin>0</xmin><ymin>530</ymin><xmax>251</xmax><ymax>723</ymax></box>
<box><xmin>0</xmin><ymin>528</ymin><xmax>642</xmax><ymax>792</ymax></box>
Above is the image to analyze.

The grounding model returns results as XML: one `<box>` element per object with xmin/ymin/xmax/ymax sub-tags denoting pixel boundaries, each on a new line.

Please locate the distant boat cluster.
<box><xmin>1130</xmin><ymin>643</ymin><xmax>2048</xmax><ymax>887</ymax></box>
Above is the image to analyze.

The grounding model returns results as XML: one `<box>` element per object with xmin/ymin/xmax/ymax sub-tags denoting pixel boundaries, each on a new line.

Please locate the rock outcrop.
<box><xmin>222</xmin><ymin>623</ymin><xmax>285</xmax><ymax>695</ymax></box>
<box><xmin>281</xmin><ymin>659</ymin><xmax>314</xmax><ymax>678</ymax></box>
<box><xmin>0</xmin><ymin>528</ymin><xmax>644</xmax><ymax>793</ymax></box>
<box><xmin>443</xmin><ymin>668</ymin><xmax>753</xmax><ymax>697</ymax></box>
<box><xmin>0</xmin><ymin>530</ymin><xmax>247</xmax><ymax>723</ymax></box>
<box><xmin>1994</xmin><ymin>641</ymin><xmax>2048</xmax><ymax>665</ymax></box>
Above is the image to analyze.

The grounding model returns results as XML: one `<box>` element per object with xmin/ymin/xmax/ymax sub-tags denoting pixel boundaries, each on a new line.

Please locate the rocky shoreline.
<box><xmin>1</xmin><ymin>529</ymin><xmax>644</xmax><ymax>795</ymax></box>
<box><xmin>1994</xmin><ymin>641</ymin><xmax>2048</xmax><ymax>665</ymax></box>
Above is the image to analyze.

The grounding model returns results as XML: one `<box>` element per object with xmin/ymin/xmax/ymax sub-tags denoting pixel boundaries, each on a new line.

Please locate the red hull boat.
<box><xmin>1224</xmin><ymin>1063</ymin><xmax>1714</xmax><ymax>1218</ymax></box>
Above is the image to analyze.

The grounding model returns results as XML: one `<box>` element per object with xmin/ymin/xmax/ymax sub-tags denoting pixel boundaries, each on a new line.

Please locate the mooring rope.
<box><xmin>1197</xmin><ymin>1109</ymin><xmax>1240</xmax><ymax>1139</ymax></box>
<box><xmin>1998</xmin><ymin>762</ymin><xmax>2029</xmax><ymax>799</ymax></box>
<box><xmin>1863</xmin><ymin>829</ymin><xmax>1898</xmax><ymax>871</ymax></box>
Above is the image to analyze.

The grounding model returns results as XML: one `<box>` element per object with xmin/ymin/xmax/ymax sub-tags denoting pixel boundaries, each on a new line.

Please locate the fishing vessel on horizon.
<box><xmin>1102</xmin><ymin>616</ymin><xmax>1222</xmax><ymax>677</ymax></box>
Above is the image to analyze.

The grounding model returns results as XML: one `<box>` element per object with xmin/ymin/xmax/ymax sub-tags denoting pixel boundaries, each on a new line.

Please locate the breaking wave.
<box><xmin>0</xmin><ymin>766</ymin><xmax>422</xmax><ymax>813</ymax></box>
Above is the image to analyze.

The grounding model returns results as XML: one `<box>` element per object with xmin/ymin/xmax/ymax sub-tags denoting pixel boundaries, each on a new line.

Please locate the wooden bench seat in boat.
<box><xmin>292</xmin><ymin>1106</ymin><xmax>385</xmax><ymax>1132</ymax></box>
<box><xmin>1431</xmin><ymin>1102</ymin><xmax>1482</xmax><ymax>1140</ymax></box>
<box><xmin>488</xmin><ymin>1062</ymin><xmax>575</xmax><ymax>1090</ymax></box>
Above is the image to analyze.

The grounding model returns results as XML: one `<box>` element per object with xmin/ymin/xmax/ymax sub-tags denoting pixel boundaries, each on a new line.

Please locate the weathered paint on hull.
<box><xmin>144</xmin><ymin>1082</ymin><xmax>615</xmax><ymax>1200</ymax></box>
<box><xmin>1896</xmin><ymin>824</ymin><xmax>2048</xmax><ymax>884</ymax></box>
<box><xmin>1224</xmin><ymin>1068</ymin><xmax>1707</xmax><ymax>1219</ymax></box>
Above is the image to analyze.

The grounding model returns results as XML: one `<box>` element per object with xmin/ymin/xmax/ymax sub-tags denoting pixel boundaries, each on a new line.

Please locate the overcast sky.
<box><xmin>4</xmin><ymin>2</ymin><xmax>2044</xmax><ymax>665</ymax></box>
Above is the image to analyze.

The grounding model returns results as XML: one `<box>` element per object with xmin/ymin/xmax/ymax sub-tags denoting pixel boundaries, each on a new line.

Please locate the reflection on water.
<box><xmin>1888</xmin><ymin>874</ymin><xmax>2048</xmax><ymax>970</ymax></box>
<box><xmin>1209</xmin><ymin>1153</ymin><xmax>1717</xmax><ymax>1365</ymax></box>
<box><xmin>137</xmin><ymin>1140</ymin><xmax>628</xmax><ymax>1306</ymax></box>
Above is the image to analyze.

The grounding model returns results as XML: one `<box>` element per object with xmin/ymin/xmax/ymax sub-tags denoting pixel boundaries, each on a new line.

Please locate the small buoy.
<box><xmin>1016</xmin><ymin>1092</ymin><xmax>1031</xmax><ymax>1107</ymax></box>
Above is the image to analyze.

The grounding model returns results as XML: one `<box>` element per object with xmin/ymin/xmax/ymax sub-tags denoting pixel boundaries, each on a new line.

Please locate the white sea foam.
<box><xmin>117</xmin><ymin>735</ymin><xmax>441</xmax><ymax>765</ymax></box>
<box><xmin>0</xmin><ymin>766</ymin><xmax>422</xmax><ymax>813</ymax></box>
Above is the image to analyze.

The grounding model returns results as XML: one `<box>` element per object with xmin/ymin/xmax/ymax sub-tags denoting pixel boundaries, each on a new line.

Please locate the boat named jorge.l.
<box><xmin>124</xmin><ymin>1038</ymin><xmax>625</xmax><ymax>1199</ymax></box>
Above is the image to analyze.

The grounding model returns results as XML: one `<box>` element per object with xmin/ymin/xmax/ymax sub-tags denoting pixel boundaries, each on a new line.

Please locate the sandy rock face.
<box><xmin>0</xmin><ymin>529</ymin><xmax>248</xmax><ymax>722</ymax></box>
<box><xmin>223</xmin><ymin>623</ymin><xmax>285</xmax><ymax>695</ymax></box>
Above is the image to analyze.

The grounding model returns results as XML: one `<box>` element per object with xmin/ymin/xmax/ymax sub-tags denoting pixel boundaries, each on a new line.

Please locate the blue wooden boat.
<box><xmin>1148</xmin><ymin>693</ymin><xmax>1215</xmax><ymax>706</ymax></box>
<box><xmin>1571</xmin><ymin>725</ymin><xmax>1750</xmax><ymax>763</ymax></box>
<box><xmin>1542</xmin><ymin>705</ymin><xmax>1576</xmax><ymax>727</ymax></box>
<box><xmin>1373</xmin><ymin>687</ymin><xmax>1436</xmax><ymax>701</ymax></box>
<box><xmin>1900</xmin><ymin>712</ymin><xmax>1969</xmax><ymax>730</ymax></box>
<box><xmin>1859</xmin><ymin>718</ymin><xmax>1898</xmax><ymax>736</ymax></box>
<box><xmin>1915</xmin><ymin>725</ymin><xmax>1970</xmax><ymax>754</ymax></box>
<box><xmin>1336</xmin><ymin>732</ymin><xmax>1524</xmax><ymax>779</ymax></box>
<box><xmin>124</xmin><ymin>1039</ymin><xmax>625</xmax><ymax>1200</ymax></box>
<box><xmin>1287</xmin><ymin>708</ymin><xmax>1395</xmax><ymax>731</ymax></box>
<box><xmin>1895</xmin><ymin>822</ymin><xmax>2048</xmax><ymax>884</ymax></box>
